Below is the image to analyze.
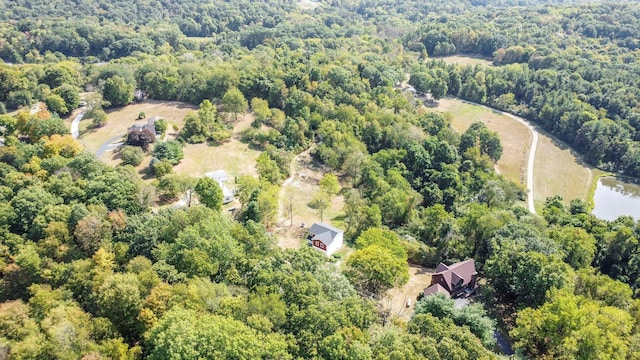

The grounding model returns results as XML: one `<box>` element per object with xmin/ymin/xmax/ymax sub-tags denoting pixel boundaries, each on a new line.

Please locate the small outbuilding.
<box><xmin>204</xmin><ymin>170</ymin><xmax>234</xmax><ymax>204</ymax></box>
<box><xmin>307</xmin><ymin>222</ymin><xmax>344</xmax><ymax>256</ymax></box>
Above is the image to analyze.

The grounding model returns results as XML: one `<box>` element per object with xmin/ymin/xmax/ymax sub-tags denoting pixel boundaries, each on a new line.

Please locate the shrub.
<box><xmin>153</xmin><ymin>140</ymin><xmax>183</xmax><ymax>165</ymax></box>
<box><xmin>126</xmin><ymin>128</ymin><xmax>155</xmax><ymax>152</ymax></box>
<box><xmin>92</xmin><ymin>108</ymin><xmax>108</xmax><ymax>128</ymax></box>
<box><xmin>155</xmin><ymin>119</ymin><xmax>168</xmax><ymax>135</ymax></box>
<box><xmin>152</xmin><ymin>159</ymin><xmax>173</xmax><ymax>179</ymax></box>
<box><xmin>120</xmin><ymin>146</ymin><xmax>144</xmax><ymax>166</ymax></box>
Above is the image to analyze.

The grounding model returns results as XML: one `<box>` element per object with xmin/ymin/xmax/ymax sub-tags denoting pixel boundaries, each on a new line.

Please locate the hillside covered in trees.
<box><xmin>1</xmin><ymin>0</ymin><xmax>640</xmax><ymax>359</ymax></box>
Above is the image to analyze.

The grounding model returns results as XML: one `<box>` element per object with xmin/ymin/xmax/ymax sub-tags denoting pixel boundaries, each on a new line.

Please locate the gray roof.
<box><xmin>309</xmin><ymin>222</ymin><xmax>343</xmax><ymax>246</ymax></box>
<box><xmin>205</xmin><ymin>170</ymin><xmax>229</xmax><ymax>182</ymax></box>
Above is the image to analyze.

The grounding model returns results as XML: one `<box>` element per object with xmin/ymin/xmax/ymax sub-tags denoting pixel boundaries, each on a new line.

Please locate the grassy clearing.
<box><xmin>298</xmin><ymin>0</ymin><xmax>320</xmax><ymax>10</ymax></box>
<box><xmin>532</xmin><ymin>129</ymin><xmax>605</xmax><ymax>210</ymax></box>
<box><xmin>80</xmin><ymin>100</ymin><xmax>196</xmax><ymax>154</ymax></box>
<box><xmin>437</xmin><ymin>98</ymin><xmax>601</xmax><ymax>208</ymax></box>
<box><xmin>94</xmin><ymin>102</ymin><xmax>260</xmax><ymax>189</ymax></box>
<box><xmin>434</xmin><ymin>55</ymin><xmax>494</xmax><ymax>67</ymax></box>
<box><xmin>172</xmin><ymin>114</ymin><xmax>259</xmax><ymax>178</ymax></box>
<box><xmin>436</xmin><ymin>98</ymin><xmax>531</xmax><ymax>187</ymax></box>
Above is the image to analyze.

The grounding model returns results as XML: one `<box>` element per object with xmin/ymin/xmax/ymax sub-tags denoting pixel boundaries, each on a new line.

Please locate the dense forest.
<box><xmin>1</xmin><ymin>0</ymin><xmax>640</xmax><ymax>359</ymax></box>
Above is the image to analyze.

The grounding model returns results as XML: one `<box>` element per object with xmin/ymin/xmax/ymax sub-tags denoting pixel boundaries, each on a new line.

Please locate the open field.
<box><xmin>382</xmin><ymin>265</ymin><xmax>434</xmax><ymax>321</ymax></box>
<box><xmin>99</xmin><ymin>110</ymin><xmax>261</xmax><ymax>183</ymax></box>
<box><xmin>79</xmin><ymin>100</ymin><xmax>196</xmax><ymax>154</ymax></box>
<box><xmin>437</xmin><ymin>98</ymin><xmax>531</xmax><ymax>187</ymax></box>
<box><xmin>435</xmin><ymin>55</ymin><xmax>494</xmax><ymax>67</ymax></box>
<box><xmin>436</xmin><ymin>98</ymin><xmax>601</xmax><ymax>208</ymax></box>
<box><xmin>533</xmin><ymin>129</ymin><xmax>605</xmax><ymax>209</ymax></box>
<box><xmin>173</xmin><ymin>114</ymin><xmax>260</xmax><ymax>178</ymax></box>
<box><xmin>298</xmin><ymin>0</ymin><xmax>320</xmax><ymax>10</ymax></box>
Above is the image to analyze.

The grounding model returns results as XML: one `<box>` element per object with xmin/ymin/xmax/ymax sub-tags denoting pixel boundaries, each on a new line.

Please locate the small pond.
<box><xmin>591</xmin><ymin>176</ymin><xmax>640</xmax><ymax>221</ymax></box>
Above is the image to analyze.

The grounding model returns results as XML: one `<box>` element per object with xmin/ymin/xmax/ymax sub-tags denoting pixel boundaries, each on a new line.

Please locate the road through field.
<box><xmin>502</xmin><ymin>112</ymin><xmax>538</xmax><ymax>214</ymax></box>
<box><xmin>459</xmin><ymin>100</ymin><xmax>538</xmax><ymax>214</ymax></box>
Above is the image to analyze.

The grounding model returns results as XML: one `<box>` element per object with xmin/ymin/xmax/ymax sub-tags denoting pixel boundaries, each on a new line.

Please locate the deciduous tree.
<box><xmin>195</xmin><ymin>177</ymin><xmax>223</xmax><ymax>211</ymax></box>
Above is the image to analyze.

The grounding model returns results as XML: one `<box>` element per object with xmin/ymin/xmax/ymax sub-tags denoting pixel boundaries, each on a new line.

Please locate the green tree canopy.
<box><xmin>194</xmin><ymin>177</ymin><xmax>223</xmax><ymax>211</ymax></box>
<box><xmin>221</xmin><ymin>87</ymin><xmax>248</xmax><ymax>122</ymax></box>
<box><xmin>346</xmin><ymin>244</ymin><xmax>409</xmax><ymax>297</ymax></box>
<box><xmin>103</xmin><ymin>75</ymin><xmax>135</xmax><ymax>107</ymax></box>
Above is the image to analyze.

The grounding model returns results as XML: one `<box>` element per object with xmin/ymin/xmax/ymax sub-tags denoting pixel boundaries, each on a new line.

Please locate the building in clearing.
<box><xmin>128</xmin><ymin>116</ymin><xmax>162</xmax><ymax>135</ymax></box>
<box><xmin>307</xmin><ymin>222</ymin><xmax>344</xmax><ymax>256</ymax></box>
<box><xmin>204</xmin><ymin>170</ymin><xmax>234</xmax><ymax>204</ymax></box>
<box><xmin>423</xmin><ymin>259</ymin><xmax>477</xmax><ymax>298</ymax></box>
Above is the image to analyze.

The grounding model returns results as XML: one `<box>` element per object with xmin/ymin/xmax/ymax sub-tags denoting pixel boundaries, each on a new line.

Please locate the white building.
<box><xmin>204</xmin><ymin>170</ymin><xmax>234</xmax><ymax>204</ymax></box>
<box><xmin>307</xmin><ymin>222</ymin><xmax>344</xmax><ymax>256</ymax></box>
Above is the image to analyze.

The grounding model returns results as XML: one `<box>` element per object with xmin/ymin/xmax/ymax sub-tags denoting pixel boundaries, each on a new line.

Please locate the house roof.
<box><xmin>309</xmin><ymin>222</ymin><xmax>343</xmax><ymax>247</ymax></box>
<box><xmin>427</xmin><ymin>259</ymin><xmax>477</xmax><ymax>296</ymax></box>
<box><xmin>423</xmin><ymin>283</ymin><xmax>450</xmax><ymax>297</ymax></box>
<box><xmin>205</xmin><ymin>170</ymin><xmax>229</xmax><ymax>182</ymax></box>
<box><xmin>220</xmin><ymin>183</ymin><xmax>234</xmax><ymax>198</ymax></box>
<box><xmin>204</xmin><ymin>170</ymin><xmax>233</xmax><ymax>199</ymax></box>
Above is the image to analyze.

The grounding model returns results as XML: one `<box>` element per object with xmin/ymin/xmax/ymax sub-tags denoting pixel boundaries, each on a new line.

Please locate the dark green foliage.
<box><xmin>10</xmin><ymin>185</ymin><xmax>63</xmax><ymax>235</ymax></box>
<box><xmin>154</xmin><ymin>119</ymin><xmax>168</xmax><ymax>134</ymax></box>
<box><xmin>85</xmin><ymin>170</ymin><xmax>144</xmax><ymax>214</ymax></box>
<box><xmin>152</xmin><ymin>159</ymin><xmax>173</xmax><ymax>179</ymax></box>
<box><xmin>146</xmin><ymin>307</ymin><xmax>291</xmax><ymax>360</ymax></box>
<box><xmin>153</xmin><ymin>140</ymin><xmax>183</xmax><ymax>165</ymax></box>
<box><xmin>51</xmin><ymin>84</ymin><xmax>80</xmax><ymax>116</ymax></box>
<box><xmin>0</xmin><ymin>1</ymin><xmax>639</xmax><ymax>358</ymax></box>
<box><xmin>414</xmin><ymin>294</ymin><xmax>496</xmax><ymax>348</ymax></box>
<box><xmin>459</xmin><ymin>122</ymin><xmax>503</xmax><ymax>163</ymax></box>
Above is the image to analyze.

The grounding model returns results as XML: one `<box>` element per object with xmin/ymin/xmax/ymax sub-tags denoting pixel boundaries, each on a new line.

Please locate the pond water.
<box><xmin>591</xmin><ymin>176</ymin><xmax>640</xmax><ymax>221</ymax></box>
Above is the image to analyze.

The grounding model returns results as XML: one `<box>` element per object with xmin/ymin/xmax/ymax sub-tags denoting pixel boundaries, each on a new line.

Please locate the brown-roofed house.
<box><xmin>423</xmin><ymin>259</ymin><xmax>477</xmax><ymax>298</ymax></box>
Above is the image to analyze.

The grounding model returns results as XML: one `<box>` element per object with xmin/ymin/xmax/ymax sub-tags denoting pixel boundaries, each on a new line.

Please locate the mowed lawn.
<box><xmin>434</xmin><ymin>55</ymin><xmax>494</xmax><ymax>67</ymax></box>
<box><xmin>80</xmin><ymin>100</ymin><xmax>196</xmax><ymax>154</ymax></box>
<box><xmin>437</xmin><ymin>98</ymin><xmax>531</xmax><ymax>187</ymax></box>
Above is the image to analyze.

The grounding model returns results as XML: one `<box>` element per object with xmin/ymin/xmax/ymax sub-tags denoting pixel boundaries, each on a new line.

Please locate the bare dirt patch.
<box><xmin>381</xmin><ymin>265</ymin><xmax>434</xmax><ymax>321</ymax></box>
<box><xmin>436</xmin><ymin>98</ymin><xmax>531</xmax><ymax>187</ymax></box>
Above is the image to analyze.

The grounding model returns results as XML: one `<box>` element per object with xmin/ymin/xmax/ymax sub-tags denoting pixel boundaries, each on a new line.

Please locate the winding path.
<box><xmin>71</xmin><ymin>108</ymin><xmax>88</xmax><ymax>139</ymax></box>
<box><xmin>459</xmin><ymin>100</ymin><xmax>538</xmax><ymax>214</ymax></box>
